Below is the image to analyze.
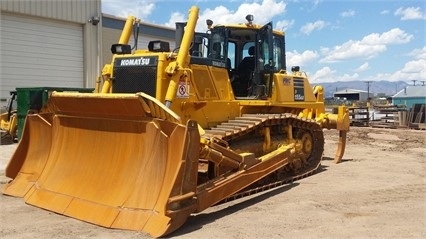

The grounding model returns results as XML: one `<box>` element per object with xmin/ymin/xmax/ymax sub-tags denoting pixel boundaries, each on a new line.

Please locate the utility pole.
<box><xmin>364</xmin><ymin>81</ymin><xmax>372</xmax><ymax>109</ymax></box>
<box><xmin>365</xmin><ymin>81</ymin><xmax>372</xmax><ymax>100</ymax></box>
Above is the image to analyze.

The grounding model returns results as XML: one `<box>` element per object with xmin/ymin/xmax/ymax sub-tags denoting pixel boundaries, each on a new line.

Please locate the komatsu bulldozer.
<box><xmin>2</xmin><ymin>6</ymin><xmax>349</xmax><ymax>237</ymax></box>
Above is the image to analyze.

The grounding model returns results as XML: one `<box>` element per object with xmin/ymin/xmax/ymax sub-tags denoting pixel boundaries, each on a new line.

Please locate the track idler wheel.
<box><xmin>297</xmin><ymin>130</ymin><xmax>313</xmax><ymax>163</ymax></box>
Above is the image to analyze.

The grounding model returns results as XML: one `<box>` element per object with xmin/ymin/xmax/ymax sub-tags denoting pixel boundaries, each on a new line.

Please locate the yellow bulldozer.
<box><xmin>2</xmin><ymin>6</ymin><xmax>349</xmax><ymax>237</ymax></box>
<box><xmin>0</xmin><ymin>91</ymin><xmax>18</xmax><ymax>144</ymax></box>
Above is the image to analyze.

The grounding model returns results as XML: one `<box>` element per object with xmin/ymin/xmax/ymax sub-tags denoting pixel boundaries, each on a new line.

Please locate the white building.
<box><xmin>333</xmin><ymin>89</ymin><xmax>373</xmax><ymax>102</ymax></box>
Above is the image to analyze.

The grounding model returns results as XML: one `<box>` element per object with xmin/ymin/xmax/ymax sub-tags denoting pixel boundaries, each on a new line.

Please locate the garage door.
<box><xmin>0</xmin><ymin>13</ymin><xmax>84</xmax><ymax>105</ymax></box>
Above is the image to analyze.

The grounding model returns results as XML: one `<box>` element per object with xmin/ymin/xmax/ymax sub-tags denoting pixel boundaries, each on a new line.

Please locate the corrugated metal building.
<box><xmin>333</xmin><ymin>89</ymin><xmax>373</xmax><ymax>101</ymax></box>
<box><xmin>392</xmin><ymin>85</ymin><xmax>426</xmax><ymax>109</ymax></box>
<box><xmin>0</xmin><ymin>0</ymin><xmax>101</xmax><ymax>108</ymax></box>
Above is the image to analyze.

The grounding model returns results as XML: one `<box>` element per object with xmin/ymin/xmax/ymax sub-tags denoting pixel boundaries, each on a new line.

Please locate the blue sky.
<box><xmin>102</xmin><ymin>0</ymin><xmax>425</xmax><ymax>84</ymax></box>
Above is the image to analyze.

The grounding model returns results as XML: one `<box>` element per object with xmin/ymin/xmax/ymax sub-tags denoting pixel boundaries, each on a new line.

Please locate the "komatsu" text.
<box><xmin>120</xmin><ymin>57</ymin><xmax>151</xmax><ymax>66</ymax></box>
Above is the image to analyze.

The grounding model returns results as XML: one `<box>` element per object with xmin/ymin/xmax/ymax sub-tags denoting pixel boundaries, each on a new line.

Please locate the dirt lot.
<box><xmin>0</xmin><ymin>126</ymin><xmax>425</xmax><ymax>239</ymax></box>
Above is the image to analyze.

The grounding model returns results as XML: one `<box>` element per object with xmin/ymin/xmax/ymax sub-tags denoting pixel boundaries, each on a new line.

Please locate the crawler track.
<box><xmin>203</xmin><ymin>113</ymin><xmax>324</xmax><ymax>202</ymax></box>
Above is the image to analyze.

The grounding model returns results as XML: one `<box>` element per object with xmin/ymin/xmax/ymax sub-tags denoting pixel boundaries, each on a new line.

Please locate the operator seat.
<box><xmin>232</xmin><ymin>46</ymin><xmax>255</xmax><ymax>97</ymax></box>
<box><xmin>211</xmin><ymin>42</ymin><xmax>222</xmax><ymax>59</ymax></box>
<box><xmin>238</xmin><ymin>46</ymin><xmax>255</xmax><ymax>81</ymax></box>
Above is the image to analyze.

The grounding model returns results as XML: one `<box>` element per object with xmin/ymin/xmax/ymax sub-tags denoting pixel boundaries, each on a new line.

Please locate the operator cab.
<box><xmin>191</xmin><ymin>15</ymin><xmax>286</xmax><ymax>98</ymax></box>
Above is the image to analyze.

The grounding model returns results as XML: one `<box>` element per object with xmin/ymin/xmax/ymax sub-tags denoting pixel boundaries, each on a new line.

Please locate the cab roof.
<box><xmin>211</xmin><ymin>23</ymin><xmax>285</xmax><ymax>36</ymax></box>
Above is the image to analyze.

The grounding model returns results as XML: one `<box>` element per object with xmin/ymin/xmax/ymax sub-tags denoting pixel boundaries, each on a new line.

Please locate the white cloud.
<box><xmin>300</xmin><ymin>20</ymin><xmax>326</xmax><ymax>35</ymax></box>
<box><xmin>102</xmin><ymin>0</ymin><xmax>155</xmax><ymax>20</ymax></box>
<box><xmin>362</xmin><ymin>28</ymin><xmax>413</xmax><ymax>45</ymax></box>
<box><xmin>310</xmin><ymin>67</ymin><xmax>336</xmax><ymax>82</ymax></box>
<box><xmin>321</xmin><ymin>40</ymin><xmax>386</xmax><ymax>63</ymax></box>
<box><xmin>339</xmin><ymin>73</ymin><xmax>359</xmax><ymax>81</ymax></box>
<box><xmin>394</xmin><ymin>7</ymin><xmax>426</xmax><ymax>20</ymax></box>
<box><xmin>312</xmin><ymin>0</ymin><xmax>321</xmax><ymax>8</ymax></box>
<box><xmin>381</xmin><ymin>10</ymin><xmax>390</xmax><ymax>15</ymax></box>
<box><xmin>276</xmin><ymin>19</ymin><xmax>295</xmax><ymax>32</ymax></box>
<box><xmin>175</xmin><ymin>0</ymin><xmax>287</xmax><ymax>32</ymax></box>
<box><xmin>313</xmin><ymin>46</ymin><xmax>426</xmax><ymax>83</ymax></box>
<box><xmin>365</xmin><ymin>58</ymin><xmax>426</xmax><ymax>82</ymax></box>
<box><xmin>387</xmin><ymin>59</ymin><xmax>426</xmax><ymax>81</ymax></box>
<box><xmin>164</xmin><ymin>12</ymin><xmax>186</xmax><ymax>28</ymax></box>
<box><xmin>400</xmin><ymin>59</ymin><xmax>426</xmax><ymax>74</ymax></box>
<box><xmin>354</xmin><ymin>62</ymin><xmax>370</xmax><ymax>72</ymax></box>
<box><xmin>286</xmin><ymin>50</ymin><xmax>319</xmax><ymax>68</ymax></box>
<box><xmin>321</xmin><ymin>28</ymin><xmax>413</xmax><ymax>63</ymax></box>
<box><xmin>302</xmin><ymin>0</ymin><xmax>321</xmax><ymax>12</ymax></box>
<box><xmin>341</xmin><ymin>9</ymin><xmax>355</xmax><ymax>17</ymax></box>
<box><xmin>408</xmin><ymin>46</ymin><xmax>426</xmax><ymax>60</ymax></box>
<box><xmin>310</xmin><ymin>67</ymin><xmax>362</xmax><ymax>83</ymax></box>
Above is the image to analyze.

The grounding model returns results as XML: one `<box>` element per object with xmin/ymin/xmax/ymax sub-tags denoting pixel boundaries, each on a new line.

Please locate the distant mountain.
<box><xmin>313</xmin><ymin>80</ymin><xmax>410</xmax><ymax>98</ymax></box>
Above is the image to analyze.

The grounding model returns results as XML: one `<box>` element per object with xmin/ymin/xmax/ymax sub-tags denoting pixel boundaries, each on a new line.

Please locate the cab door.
<box><xmin>255</xmin><ymin>22</ymin><xmax>274</xmax><ymax>97</ymax></box>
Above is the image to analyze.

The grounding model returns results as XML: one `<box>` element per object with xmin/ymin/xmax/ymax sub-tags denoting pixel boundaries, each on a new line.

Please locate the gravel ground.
<box><xmin>1</xmin><ymin>127</ymin><xmax>425</xmax><ymax>239</ymax></box>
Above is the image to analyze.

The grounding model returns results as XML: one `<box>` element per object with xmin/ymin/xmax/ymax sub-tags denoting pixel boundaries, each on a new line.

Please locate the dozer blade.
<box><xmin>3</xmin><ymin>113</ymin><xmax>53</xmax><ymax>196</ymax></box>
<box><xmin>2</xmin><ymin>92</ymin><xmax>201</xmax><ymax>237</ymax></box>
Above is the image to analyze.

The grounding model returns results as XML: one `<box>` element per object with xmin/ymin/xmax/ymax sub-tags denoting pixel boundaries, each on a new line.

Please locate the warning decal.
<box><xmin>176</xmin><ymin>80</ymin><xmax>190</xmax><ymax>98</ymax></box>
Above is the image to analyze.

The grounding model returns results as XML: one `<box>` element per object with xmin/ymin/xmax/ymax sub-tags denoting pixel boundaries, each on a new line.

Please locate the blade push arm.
<box><xmin>164</xmin><ymin>6</ymin><xmax>199</xmax><ymax>107</ymax></box>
